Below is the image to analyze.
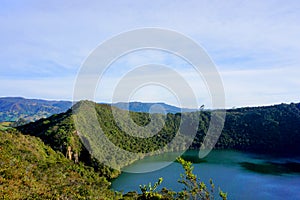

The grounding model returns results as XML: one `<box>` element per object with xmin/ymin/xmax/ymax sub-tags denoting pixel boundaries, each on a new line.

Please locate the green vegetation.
<box><xmin>97</xmin><ymin>101</ymin><xmax>300</xmax><ymax>156</ymax></box>
<box><xmin>176</xmin><ymin>157</ymin><xmax>227</xmax><ymax>200</ymax></box>
<box><xmin>139</xmin><ymin>178</ymin><xmax>164</xmax><ymax>199</ymax></box>
<box><xmin>6</xmin><ymin>98</ymin><xmax>300</xmax><ymax>156</ymax></box>
<box><xmin>212</xmin><ymin>102</ymin><xmax>300</xmax><ymax>155</ymax></box>
<box><xmin>0</xmin><ymin>129</ymin><xmax>115</xmax><ymax>199</ymax></box>
<box><xmin>132</xmin><ymin>158</ymin><xmax>226</xmax><ymax>200</ymax></box>
<box><xmin>18</xmin><ymin>107</ymin><xmax>120</xmax><ymax>179</ymax></box>
<box><xmin>10</xmin><ymin>100</ymin><xmax>299</xmax><ymax>199</ymax></box>
<box><xmin>0</xmin><ymin>128</ymin><xmax>226</xmax><ymax>199</ymax></box>
<box><xmin>0</xmin><ymin>122</ymin><xmax>12</xmax><ymax>131</ymax></box>
<box><xmin>18</xmin><ymin>101</ymin><xmax>197</xmax><ymax>171</ymax></box>
<box><xmin>18</xmin><ymin>101</ymin><xmax>300</xmax><ymax>173</ymax></box>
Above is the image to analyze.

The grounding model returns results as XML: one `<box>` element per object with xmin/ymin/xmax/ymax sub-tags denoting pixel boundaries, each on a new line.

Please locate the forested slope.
<box><xmin>0</xmin><ymin>128</ymin><xmax>227</xmax><ymax>200</ymax></box>
<box><xmin>213</xmin><ymin>103</ymin><xmax>300</xmax><ymax>155</ymax></box>
<box><xmin>18</xmin><ymin>101</ymin><xmax>300</xmax><ymax>173</ymax></box>
<box><xmin>9</xmin><ymin>101</ymin><xmax>300</xmax><ymax>199</ymax></box>
<box><xmin>18</xmin><ymin>107</ymin><xmax>120</xmax><ymax>179</ymax></box>
<box><xmin>0</xmin><ymin>129</ymin><xmax>116</xmax><ymax>199</ymax></box>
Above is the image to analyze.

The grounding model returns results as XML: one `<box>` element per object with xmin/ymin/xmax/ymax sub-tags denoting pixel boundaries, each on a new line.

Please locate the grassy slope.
<box><xmin>0</xmin><ymin>129</ymin><xmax>116</xmax><ymax>200</ymax></box>
<box><xmin>0</xmin><ymin>122</ymin><xmax>12</xmax><ymax>131</ymax></box>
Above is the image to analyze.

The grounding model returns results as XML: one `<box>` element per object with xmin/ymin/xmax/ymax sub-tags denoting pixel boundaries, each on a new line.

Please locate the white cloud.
<box><xmin>1</xmin><ymin>0</ymin><xmax>300</xmax><ymax>107</ymax></box>
<box><xmin>0</xmin><ymin>77</ymin><xmax>75</xmax><ymax>100</ymax></box>
<box><xmin>221</xmin><ymin>66</ymin><xmax>300</xmax><ymax>108</ymax></box>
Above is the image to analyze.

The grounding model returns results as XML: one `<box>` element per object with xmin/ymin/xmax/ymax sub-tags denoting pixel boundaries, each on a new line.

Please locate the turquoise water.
<box><xmin>111</xmin><ymin>150</ymin><xmax>300</xmax><ymax>199</ymax></box>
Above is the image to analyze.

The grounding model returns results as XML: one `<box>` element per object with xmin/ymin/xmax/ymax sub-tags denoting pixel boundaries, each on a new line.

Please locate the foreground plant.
<box><xmin>136</xmin><ymin>157</ymin><xmax>227</xmax><ymax>200</ymax></box>
<box><xmin>177</xmin><ymin>157</ymin><xmax>227</xmax><ymax>200</ymax></box>
<box><xmin>139</xmin><ymin>177</ymin><xmax>164</xmax><ymax>199</ymax></box>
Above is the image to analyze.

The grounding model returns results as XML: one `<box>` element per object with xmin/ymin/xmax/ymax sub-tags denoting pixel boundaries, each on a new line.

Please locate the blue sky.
<box><xmin>1</xmin><ymin>0</ymin><xmax>300</xmax><ymax>108</ymax></box>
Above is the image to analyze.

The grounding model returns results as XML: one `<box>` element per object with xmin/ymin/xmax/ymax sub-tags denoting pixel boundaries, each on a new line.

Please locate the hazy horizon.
<box><xmin>1</xmin><ymin>95</ymin><xmax>298</xmax><ymax>110</ymax></box>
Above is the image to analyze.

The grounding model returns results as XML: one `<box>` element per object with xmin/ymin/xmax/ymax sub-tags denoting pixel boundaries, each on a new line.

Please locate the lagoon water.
<box><xmin>112</xmin><ymin>150</ymin><xmax>300</xmax><ymax>199</ymax></box>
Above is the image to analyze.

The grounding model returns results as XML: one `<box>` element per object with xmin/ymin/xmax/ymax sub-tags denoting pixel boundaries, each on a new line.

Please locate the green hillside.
<box><xmin>18</xmin><ymin>105</ymin><xmax>120</xmax><ymax>179</ymax></box>
<box><xmin>195</xmin><ymin>102</ymin><xmax>300</xmax><ymax>155</ymax></box>
<box><xmin>0</xmin><ymin>129</ymin><xmax>116</xmax><ymax>199</ymax></box>
<box><xmin>0</xmin><ymin>128</ymin><xmax>227</xmax><ymax>200</ymax></box>
<box><xmin>0</xmin><ymin>97</ymin><xmax>198</xmax><ymax>123</ymax></box>
<box><xmin>4</xmin><ymin>101</ymin><xmax>300</xmax><ymax>199</ymax></box>
<box><xmin>18</xmin><ymin>101</ymin><xmax>300</xmax><ymax>173</ymax></box>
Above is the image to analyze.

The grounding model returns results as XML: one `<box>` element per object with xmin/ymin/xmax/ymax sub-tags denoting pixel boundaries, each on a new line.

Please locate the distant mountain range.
<box><xmin>0</xmin><ymin>97</ymin><xmax>72</xmax><ymax>122</ymax></box>
<box><xmin>0</xmin><ymin>97</ymin><xmax>198</xmax><ymax>122</ymax></box>
<box><xmin>111</xmin><ymin>102</ymin><xmax>198</xmax><ymax>114</ymax></box>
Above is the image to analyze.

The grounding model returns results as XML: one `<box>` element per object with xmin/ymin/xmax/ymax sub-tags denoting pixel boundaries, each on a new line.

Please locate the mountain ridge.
<box><xmin>0</xmin><ymin>97</ymin><xmax>200</xmax><ymax>123</ymax></box>
<box><xmin>18</xmin><ymin>100</ymin><xmax>300</xmax><ymax>165</ymax></box>
<box><xmin>0</xmin><ymin>97</ymin><xmax>72</xmax><ymax>122</ymax></box>
<box><xmin>111</xmin><ymin>101</ymin><xmax>198</xmax><ymax>114</ymax></box>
